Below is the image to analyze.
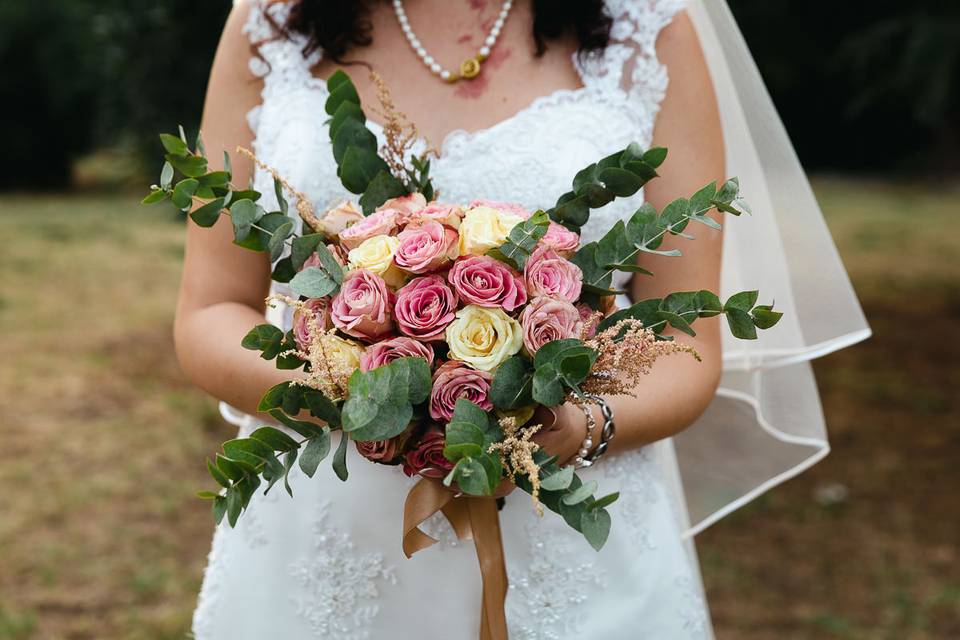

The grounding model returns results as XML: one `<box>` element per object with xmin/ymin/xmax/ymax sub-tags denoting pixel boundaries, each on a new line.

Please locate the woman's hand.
<box><xmin>531</xmin><ymin>403</ymin><xmax>589</xmax><ymax>467</ymax></box>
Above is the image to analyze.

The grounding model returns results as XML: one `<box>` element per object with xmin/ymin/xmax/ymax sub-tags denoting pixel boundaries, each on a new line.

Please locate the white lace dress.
<box><xmin>192</xmin><ymin>1</ymin><xmax>713</xmax><ymax>638</ymax></box>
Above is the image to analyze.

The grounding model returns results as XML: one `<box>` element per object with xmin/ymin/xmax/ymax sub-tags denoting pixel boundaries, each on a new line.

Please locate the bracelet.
<box><xmin>573</xmin><ymin>394</ymin><xmax>615</xmax><ymax>469</ymax></box>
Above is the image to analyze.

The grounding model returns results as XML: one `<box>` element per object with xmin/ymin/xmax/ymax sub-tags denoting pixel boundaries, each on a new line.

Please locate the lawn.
<box><xmin>0</xmin><ymin>179</ymin><xmax>957</xmax><ymax>639</ymax></box>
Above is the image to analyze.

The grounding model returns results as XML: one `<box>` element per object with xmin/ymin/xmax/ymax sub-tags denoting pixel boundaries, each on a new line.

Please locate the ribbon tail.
<box><xmin>401</xmin><ymin>480</ymin><xmax>509</xmax><ymax>640</ymax></box>
<box><xmin>468</xmin><ymin>498</ymin><xmax>509</xmax><ymax>640</ymax></box>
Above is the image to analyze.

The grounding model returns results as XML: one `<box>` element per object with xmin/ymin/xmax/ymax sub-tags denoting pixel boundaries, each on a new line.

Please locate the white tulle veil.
<box><xmin>668</xmin><ymin>0</ymin><xmax>871</xmax><ymax>536</ymax></box>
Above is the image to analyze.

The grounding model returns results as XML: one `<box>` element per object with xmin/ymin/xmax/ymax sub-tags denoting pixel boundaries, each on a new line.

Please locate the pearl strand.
<box><xmin>393</xmin><ymin>0</ymin><xmax>513</xmax><ymax>83</ymax></box>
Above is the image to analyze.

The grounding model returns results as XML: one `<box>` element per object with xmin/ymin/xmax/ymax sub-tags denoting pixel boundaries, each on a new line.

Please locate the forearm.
<box><xmin>600</xmin><ymin>319</ymin><xmax>721</xmax><ymax>453</ymax></box>
<box><xmin>174</xmin><ymin>301</ymin><xmax>294</xmax><ymax>419</ymax></box>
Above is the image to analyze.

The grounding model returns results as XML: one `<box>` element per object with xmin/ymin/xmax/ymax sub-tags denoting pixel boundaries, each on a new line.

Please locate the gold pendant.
<box><xmin>460</xmin><ymin>56</ymin><xmax>482</xmax><ymax>80</ymax></box>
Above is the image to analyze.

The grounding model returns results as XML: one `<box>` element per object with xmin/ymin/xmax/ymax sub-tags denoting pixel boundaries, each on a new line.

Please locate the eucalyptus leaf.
<box><xmin>580</xmin><ymin>508</ymin><xmax>612</xmax><ymax>551</ymax></box>
<box><xmin>332</xmin><ymin>432</ymin><xmax>349</xmax><ymax>481</ymax></box>
<box><xmin>298</xmin><ymin>429</ymin><xmax>332</xmax><ymax>478</ymax></box>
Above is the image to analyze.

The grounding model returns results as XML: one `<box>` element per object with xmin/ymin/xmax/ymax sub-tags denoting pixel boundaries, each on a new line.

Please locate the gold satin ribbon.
<box><xmin>403</xmin><ymin>479</ymin><xmax>508</xmax><ymax>640</ymax></box>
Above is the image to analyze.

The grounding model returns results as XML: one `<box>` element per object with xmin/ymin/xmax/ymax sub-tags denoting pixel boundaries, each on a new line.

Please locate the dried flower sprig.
<box><xmin>369</xmin><ymin>71</ymin><xmax>436</xmax><ymax>179</ymax></box>
<box><xmin>237</xmin><ymin>146</ymin><xmax>322</xmax><ymax>234</ymax></box>
<box><xmin>580</xmin><ymin>318</ymin><xmax>700</xmax><ymax>398</ymax></box>
<box><xmin>488</xmin><ymin>416</ymin><xmax>544</xmax><ymax>515</ymax></box>
<box><xmin>267</xmin><ymin>294</ymin><xmax>360</xmax><ymax>401</ymax></box>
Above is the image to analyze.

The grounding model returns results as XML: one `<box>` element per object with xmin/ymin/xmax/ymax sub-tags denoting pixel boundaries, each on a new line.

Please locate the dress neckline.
<box><xmin>302</xmin><ymin>51</ymin><xmax>592</xmax><ymax>160</ymax></box>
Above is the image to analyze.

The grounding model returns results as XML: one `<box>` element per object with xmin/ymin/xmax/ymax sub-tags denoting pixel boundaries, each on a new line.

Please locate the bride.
<box><xmin>177</xmin><ymin>0</ymin><xmax>869</xmax><ymax>638</ymax></box>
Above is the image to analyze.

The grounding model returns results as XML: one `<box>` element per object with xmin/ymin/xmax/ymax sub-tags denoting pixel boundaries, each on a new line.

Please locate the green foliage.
<box><xmin>489</xmin><ymin>356</ymin><xmax>534</xmax><ymax>410</ymax></box>
<box><xmin>572</xmin><ymin>178</ymin><xmax>746</xmax><ymax>309</ymax></box>
<box><xmin>442</xmin><ymin>400</ymin><xmax>503</xmax><ymax>497</ymax></box>
<box><xmin>324</xmin><ymin>71</ymin><xmax>410</xmax><ymax>213</ymax></box>
<box><xmin>513</xmin><ymin>451</ymin><xmax>618</xmax><ymax>551</ymax></box>
<box><xmin>488</xmin><ymin>210</ymin><xmax>551</xmax><ymax>270</ymax></box>
<box><xmin>530</xmin><ymin>339</ymin><xmax>599</xmax><ymax>406</ymax></box>
<box><xmin>597</xmin><ymin>289</ymin><xmax>782</xmax><ymax>341</ymax></box>
<box><xmin>548</xmin><ymin>143</ymin><xmax>666</xmax><ymax>231</ymax></box>
<box><xmin>340</xmin><ymin>357</ymin><xmax>431</xmax><ymax>441</ymax></box>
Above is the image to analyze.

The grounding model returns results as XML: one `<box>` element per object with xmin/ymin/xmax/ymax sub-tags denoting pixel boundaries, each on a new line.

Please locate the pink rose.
<box><xmin>402</xmin><ymin>430</ymin><xmax>454</xmax><ymax>479</ymax></box>
<box><xmin>338</xmin><ymin>208</ymin><xmax>398</xmax><ymax>251</ymax></box>
<box><xmin>404</xmin><ymin>203</ymin><xmax>464</xmax><ymax>229</ymax></box>
<box><xmin>520</xmin><ymin>296</ymin><xmax>584</xmax><ymax>354</ymax></box>
<box><xmin>394</xmin><ymin>275</ymin><xmax>458</xmax><ymax>341</ymax></box>
<box><xmin>330</xmin><ymin>269</ymin><xmax>395</xmax><ymax>341</ymax></box>
<box><xmin>292</xmin><ymin>297</ymin><xmax>332</xmax><ymax>350</ymax></box>
<box><xmin>316</xmin><ymin>200</ymin><xmax>364</xmax><ymax>237</ymax></box>
<box><xmin>355</xmin><ymin>428</ymin><xmax>413</xmax><ymax>464</ymax></box>
<box><xmin>469</xmin><ymin>199</ymin><xmax>532</xmax><ymax>220</ymax></box>
<box><xmin>360</xmin><ymin>336</ymin><xmax>435</xmax><ymax>372</ymax></box>
<box><xmin>524</xmin><ymin>246</ymin><xmax>583</xmax><ymax>303</ymax></box>
<box><xmin>540</xmin><ymin>222</ymin><xmax>580</xmax><ymax>255</ymax></box>
<box><xmin>576</xmin><ymin>303</ymin><xmax>601</xmax><ymax>339</ymax></box>
<box><xmin>448</xmin><ymin>255</ymin><xmax>527</xmax><ymax>312</ymax></box>
<box><xmin>429</xmin><ymin>361</ymin><xmax>494</xmax><ymax>422</ymax></box>
<box><xmin>394</xmin><ymin>221</ymin><xmax>459</xmax><ymax>274</ymax></box>
<box><xmin>380</xmin><ymin>192</ymin><xmax>427</xmax><ymax>219</ymax></box>
<box><xmin>302</xmin><ymin>244</ymin><xmax>348</xmax><ymax>271</ymax></box>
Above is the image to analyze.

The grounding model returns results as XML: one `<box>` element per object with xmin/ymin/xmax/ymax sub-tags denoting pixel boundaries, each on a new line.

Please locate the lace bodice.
<box><xmin>243</xmin><ymin>0</ymin><xmax>684</xmax><ymax>263</ymax></box>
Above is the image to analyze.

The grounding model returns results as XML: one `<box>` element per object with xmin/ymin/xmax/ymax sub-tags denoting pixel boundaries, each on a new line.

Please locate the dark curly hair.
<box><xmin>281</xmin><ymin>0</ymin><xmax>612</xmax><ymax>62</ymax></box>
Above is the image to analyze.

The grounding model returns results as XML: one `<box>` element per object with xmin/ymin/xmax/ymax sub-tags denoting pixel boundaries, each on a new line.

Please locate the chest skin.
<box><xmin>309</xmin><ymin>0</ymin><xmax>584</xmax><ymax>149</ymax></box>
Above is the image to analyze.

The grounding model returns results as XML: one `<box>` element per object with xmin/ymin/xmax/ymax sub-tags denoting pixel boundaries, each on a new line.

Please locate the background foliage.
<box><xmin>2</xmin><ymin>0</ymin><xmax>957</xmax><ymax>188</ymax></box>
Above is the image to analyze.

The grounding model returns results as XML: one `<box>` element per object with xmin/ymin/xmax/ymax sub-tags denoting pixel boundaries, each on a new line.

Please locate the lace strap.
<box><xmin>577</xmin><ymin>0</ymin><xmax>686</xmax><ymax>139</ymax></box>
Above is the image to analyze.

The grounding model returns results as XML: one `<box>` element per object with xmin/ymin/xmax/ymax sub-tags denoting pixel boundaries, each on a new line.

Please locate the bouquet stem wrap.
<box><xmin>403</xmin><ymin>479</ymin><xmax>508</xmax><ymax>640</ymax></box>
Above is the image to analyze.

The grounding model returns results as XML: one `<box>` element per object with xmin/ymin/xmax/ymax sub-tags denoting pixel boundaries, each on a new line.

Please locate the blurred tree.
<box><xmin>728</xmin><ymin>0</ymin><xmax>959</xmax><ymax>173</ymax></box>
<box><xmin>0</xmin><ymin>1</ymin><xmax>102</xmax><ymax>188</ymax></box>
<box><xmin>1</xmin><ymin>0</ymin><xmax>955</xmax><ymax>189</ymax></box>
<box><xmin>95</xmin><ymin>1</ymin><xmax>232</xmax><ymax>178</ymax></box>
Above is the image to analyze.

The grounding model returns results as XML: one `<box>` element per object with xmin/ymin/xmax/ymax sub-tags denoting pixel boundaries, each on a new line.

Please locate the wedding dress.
<box><xmin>192</xmin><ymin>0</ymin><xmax>869</xmax><ymax>637</ymax></box>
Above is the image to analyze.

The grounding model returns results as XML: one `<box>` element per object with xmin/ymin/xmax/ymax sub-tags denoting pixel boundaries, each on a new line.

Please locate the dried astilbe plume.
<box><xmin>488</xmin><ymin>416</ymin><xmax>544</xmax><ymax>515</ymax></box>
<box><xmin>580</xmin><ymin>319</ymin><xmax>701</xmax><ymax>398</ymax></box>
<box><xmin>369</xmin><ymin>71</ymin><xmax>436</xmax><ymax>178</ymax></box>
<box><xmin>267</xmin><ymin>294</ymin><xmax>361</xmax><ymax>401</ymax></box>
<box><xmin>236</xmin><ymin>146</ymin><xmax>323</xmax><ymax>234</ymax></box>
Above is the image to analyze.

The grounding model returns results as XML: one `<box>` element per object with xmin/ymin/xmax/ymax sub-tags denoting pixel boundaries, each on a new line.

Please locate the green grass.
<box><xmin>0</xmin><ymin>179</ymin><xmax>957</xmax><ymax>638</ymax></box>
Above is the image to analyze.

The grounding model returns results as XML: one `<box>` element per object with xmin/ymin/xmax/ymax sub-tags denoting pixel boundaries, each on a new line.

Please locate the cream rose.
<box><xmin>320</xmin><ymin>333</ymin><xmax>365</xmax><ymax>373</ymax></box>
<box><xmin>347</xmin><ymin>235</ymin><xmax>405</xmax><ymax>288</ymax></box>
<box><xmin>445</xmin><ymin>304</ymin><xmax>523</xmax><ymax>371</ymax></box>
<box><xmin>458</xmin><ymin>205</ymin><xmax>524</xmax><ymax>256</ymax></box>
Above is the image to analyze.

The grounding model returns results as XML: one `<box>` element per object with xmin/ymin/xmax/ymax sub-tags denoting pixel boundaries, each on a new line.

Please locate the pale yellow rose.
<box><xmin>445</xmin><ymin>304</ymin><xmax>523</xmax><ymax>371</ymax></box>
<box><xmin>458</xmin><ymin>206</ymin><xmax>524</xmax><ymax>256</ymax></box>
<box><xmin>308</xmin><ymin>333</ymin><xmax>364</xmax><ymax>401</ymax></box>
<box><xmin>347</xmin><ymin>235</ymin><xmax>405</xmax><ymax>287</ymax></box>
<box><xmin>321</xmin><ymin>334</ymin><xmax>364</xmax><ymax>372</ymax></box>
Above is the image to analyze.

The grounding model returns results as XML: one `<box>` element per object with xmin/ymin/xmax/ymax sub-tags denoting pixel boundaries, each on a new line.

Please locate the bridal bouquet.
<box><xmin>144</xmin><ymin>71</ymin><xmax>781</xmax><ymax>556</ymax></box>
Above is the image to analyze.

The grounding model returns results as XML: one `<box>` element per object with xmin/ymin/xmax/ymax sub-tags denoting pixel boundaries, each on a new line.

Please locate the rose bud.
<box><xmin>520</xmin><ymin>296</ymin><xmax>584</xmax><ymax>354</ymax></box>
<box><xmin>380</xmin><ymin>192</ymin><xmax>427</xmax><ymax>220</ymax></box>
<box><xmin>429</xmin><ymin>360</ymin><xmax>494</xmax><ymax>422</ymax></box>
<box><xmin>301</xmin><ymin>243</ymin><xmax>348</xmax><ymax>271</ymax></box>
<box><xmin>292</xmin><ymin>297</ymin><xmax>332</xmax><ymax>350</ymax></box>
<box><xmin>316</xmin><ymin>200</ymin><xmax>364</xmax><ymax>238</ymax></box>
<box><xmin>394</xmin><ymin>275</ymin><xmax>459</xmax><ymax>341</ymax></box>
<box><xmin>540</xmin><ymin>222</ymin><xmax>580</xmax><ymax>256</ymax></box>
<box><xmin>448</xmin><ymin>255</ymin><xmax>527</xmax><ymax>312</ymax></box>
<box><xmin>394</xmin><ymin>221</ymin><xmax>459</xmax><ymax>274</ymax></box>
<box><xmin>468</xmin><ymin>199</ymin><xmax>532</xmax><ymax>220</ymax></box>
<box><xmin>406</xmin><ymin>203</ymin><xmax>464</xmax><ymax>229</ymax></box>
<box><xmin>355</xmin><ymin>426</ymin><xmax>413</xmax><ymax>465</ymax></box>
<box><xmin>360</xmin><ymin>336</ymin><xmax>435</xmax><ymax>372</ymax></box>
<box><xmin>338</xmin><ymin>208</ymin><xmax>398</xmax><ymax>251</ymax></box>
<box><xmin>402</xmin><ymin>430</ymin><xmax>455</xmax><ymax>479</ymax></box>
<box><xmin>330</xmin><ymin>269</ymin><xmax>395</xmax><ymax>342</ymax></box>
<box><xmin>524</xmin><ymin>245</ymin><xmax>583</xmax><ymax>303</ymax></box>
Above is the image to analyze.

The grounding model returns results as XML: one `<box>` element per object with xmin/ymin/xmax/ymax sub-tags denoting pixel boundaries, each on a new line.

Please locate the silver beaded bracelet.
<box><xmin>572</xmin><ymin>394</ymin><xmax>616</xmax><ymax>469</ymax></box>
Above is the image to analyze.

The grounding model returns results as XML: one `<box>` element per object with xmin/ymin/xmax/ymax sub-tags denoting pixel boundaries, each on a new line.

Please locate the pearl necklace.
<box><xmin>393</xmin><ymin>0</ymin><xmax>513</xmax><ymax>83</ymax></box>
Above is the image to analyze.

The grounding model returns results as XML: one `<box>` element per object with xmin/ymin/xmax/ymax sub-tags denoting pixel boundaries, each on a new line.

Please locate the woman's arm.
<box><xmin>174</xmin><ymin>4</ymin><xmax>293</xmax><ymax>418</ymax></box>
<box><xmin>535</xmin><ymin>11</ymin><xmax>725</xmax><ymax>460</ymax></box>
